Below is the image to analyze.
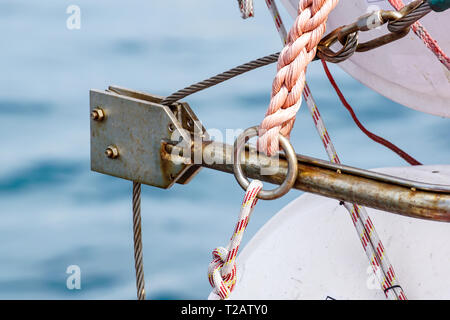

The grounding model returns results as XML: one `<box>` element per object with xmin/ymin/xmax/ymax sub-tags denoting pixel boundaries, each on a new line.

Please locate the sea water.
<box><xmin>0</xmin><ymin>0</ymin><xmax>448</xmax><ymax>299</ymax></box>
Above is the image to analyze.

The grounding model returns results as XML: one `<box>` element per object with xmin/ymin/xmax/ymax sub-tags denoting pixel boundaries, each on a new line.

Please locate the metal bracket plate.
<box><xmin>90</xmin><ymin>86</ymin><xmax>207</xmax><ymax>189</ymax></box>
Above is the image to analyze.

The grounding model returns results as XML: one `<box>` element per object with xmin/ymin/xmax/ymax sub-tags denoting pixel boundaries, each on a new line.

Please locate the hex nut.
<box><xmin>105</xmin><ymin>145</ymin><xmax>119</xmax><ymax>159</ymax></box>
<box><xmin>91</xmin><ymin>107</ymin><xmax>105</xmax><ymax>121</ymax></box>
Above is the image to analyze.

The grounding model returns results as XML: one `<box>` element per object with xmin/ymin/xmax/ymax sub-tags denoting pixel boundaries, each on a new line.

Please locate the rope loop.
<box><xmin>207</xmin><ymin>180</ymin><xmax>263</xmax><ymax>299</ymax></box>
<box><xmin>208</xmin><ymin>246</ymin><xmax>237</xmax><ymax>299</ymax></box>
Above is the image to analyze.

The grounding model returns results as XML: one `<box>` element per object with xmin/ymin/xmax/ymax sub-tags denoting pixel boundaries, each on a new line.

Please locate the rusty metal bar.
<box><xmin>164</xmin><ymin>141</ymin><xmax>450</xmax><ymax>222</ymax></box>
<box><xmin>90</xmin><ymin>87</ymin><xmax>450</xmax><ymax>223</ymax></box>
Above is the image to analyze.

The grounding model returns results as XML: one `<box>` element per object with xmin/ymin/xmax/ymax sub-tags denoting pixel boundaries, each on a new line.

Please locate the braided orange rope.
<box><xmin>258</xmin><ymin>0</ymin><xmax>339</xmax><ymax>156</ymax></box>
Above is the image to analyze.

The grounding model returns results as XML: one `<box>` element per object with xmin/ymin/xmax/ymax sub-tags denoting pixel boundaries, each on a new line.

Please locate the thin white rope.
<box><xmin>237</xmin><ymin>0</ymin><xmax>254</xmax><ymax>19</ymax></box>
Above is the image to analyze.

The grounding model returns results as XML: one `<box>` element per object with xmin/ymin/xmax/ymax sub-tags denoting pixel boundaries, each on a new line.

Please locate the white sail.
<box><xmin>281</xmin><ymin>0</ymin><xmax>450</xmax><ymax>117</ymax></box>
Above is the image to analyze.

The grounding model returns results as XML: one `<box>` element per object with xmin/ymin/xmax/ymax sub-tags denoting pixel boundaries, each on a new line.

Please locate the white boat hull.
<box><xmin>281</xmin><ymin>0</ymin><xmax>450</xmax><ymax>117</ymax></box>
<box><xmin>209</xmin><ymin>165</ymin><xmax>450</xmax><ymax>299</ymax></box>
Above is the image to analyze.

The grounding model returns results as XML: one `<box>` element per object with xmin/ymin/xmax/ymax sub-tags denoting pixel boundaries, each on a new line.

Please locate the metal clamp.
<box><xmin>233</xmin><ymin>126</ymin><xmax>298</xmax><ymax>200</ymax></box>
<box><xmin>316</xmin><ymin>0</ymin><xmax>429</xmax><ymax>60</ymax></box>
<box><xmin>90</xmin><ymin>85</ymin><xmax>208</xmax><ymax>189</ymax></box>
<box><xmin>333</xmin><ymin>9</ymin><xmax>410</xmax><ymax>53</ymax></box>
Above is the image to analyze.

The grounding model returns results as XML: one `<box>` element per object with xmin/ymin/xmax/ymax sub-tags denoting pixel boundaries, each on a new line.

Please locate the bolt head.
<box><xmin>105</xmin><ymin>145</ymin><xmax>119</xmax><ymax>159</ymax></box>
<box><xmin>91</xmin><ymin>108</ymin><xmax>105</xmax><ymax>121</ymax></box>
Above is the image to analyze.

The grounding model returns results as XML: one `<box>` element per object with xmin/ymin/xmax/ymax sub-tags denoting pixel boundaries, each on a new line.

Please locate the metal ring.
<box><xmin>233</xmin><ymin>126</ymin><xmax>298</xmax><ymax>200</ymax></box>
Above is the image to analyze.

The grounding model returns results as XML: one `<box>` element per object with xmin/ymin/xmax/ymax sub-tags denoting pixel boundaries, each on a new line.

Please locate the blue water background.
<box><xmin>0</xmin><ymin>0</ymin><xmax>448</xmax><ymax>299</ymax></box>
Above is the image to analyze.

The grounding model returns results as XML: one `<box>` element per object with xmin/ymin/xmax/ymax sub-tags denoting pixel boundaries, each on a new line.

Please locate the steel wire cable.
<box><xmin>132</xmin><ymin>181</ymin><xmax>146</xmax><ymax>300</ymax></box>
<box><xmin>389</xmin><ymin>1</ymin><xmax>432</xmax><ymax>32</ymax></box>
<box><xmin>161</xmin><ymin>53</ymin><xmax>280</xmax><ymax>106</ymax></box>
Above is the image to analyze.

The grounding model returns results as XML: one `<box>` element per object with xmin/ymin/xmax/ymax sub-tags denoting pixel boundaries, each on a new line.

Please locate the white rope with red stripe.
<box><xmin>237</xmin><ymin>0</ymin><xmax>254</xmax><ymax>19</ymax></box>
<box><xmin>309</xmin><ymin>89</ymin><xmax>407</xmax><ymax>299</ymax></box>
<box><xmin>208</xmin><ymin>180</ymin><xmax>263</xmax><ymax>300</ymax></box>
<box><xmin>265</xmin><ymin>0</ymin><xmax>406</xmax><ymax>300</ymax></box>
<box><xmin>265</xmin><ymin>0</ymin><xmax>288</xmax><ymax>44</ymax></box>
<box><xmin>302</xmin><ymin>48</ymin><xmax>406</xmax><ymax>302</ymax></box>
